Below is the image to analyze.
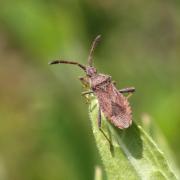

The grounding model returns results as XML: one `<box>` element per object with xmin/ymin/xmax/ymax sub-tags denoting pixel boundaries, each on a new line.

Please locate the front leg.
<box><xmin>98</xmin><ymin>106</ymin><xmax>112</xmax><ymax>146</ymax></box>
<box><xmin>79</xmin><ymin>76</ymin><xmax>89</xmax><ymax>88</ymax></box>
<box><xmin>79</xmin><ymin>76</ymin><xmax>92</xmax><ymax>103</ymax></box>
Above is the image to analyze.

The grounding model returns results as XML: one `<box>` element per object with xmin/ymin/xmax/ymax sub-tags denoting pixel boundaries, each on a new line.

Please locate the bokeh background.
<box><xmin>0</xmin><ymin>1</ymin><xmax>180</xmax><ymax>180</ymax></box>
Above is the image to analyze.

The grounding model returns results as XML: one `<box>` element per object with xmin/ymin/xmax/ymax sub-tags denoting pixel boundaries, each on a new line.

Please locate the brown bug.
<box><xmin>49</xmin><ymin>35</ymin><xmax>135</xmax><ymax>129</ymax></box>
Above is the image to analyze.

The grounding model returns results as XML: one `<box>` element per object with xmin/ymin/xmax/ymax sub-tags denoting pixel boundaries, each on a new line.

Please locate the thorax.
<box><xmin>90</xmin><ymin>74</ymin><xmax>111</xmax><ymax>90</ymax></box>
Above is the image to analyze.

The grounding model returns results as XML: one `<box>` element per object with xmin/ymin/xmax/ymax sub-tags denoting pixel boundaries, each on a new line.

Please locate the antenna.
<box><xmin>49</xmin><ymin>60</ymin><xmax>86</xmax><ymax>71</ymax></box>
<box><xmin>87</xmin><ymin>35</ymin><xmax>101</xmax><ymax>66</ymax></box>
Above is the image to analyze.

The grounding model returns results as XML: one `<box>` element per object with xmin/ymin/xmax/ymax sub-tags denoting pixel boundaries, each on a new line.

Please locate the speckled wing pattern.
<box><xmin>94</xmin><ymin>83</ymin><xmax>132</xmax><ymax>129</ymax></box>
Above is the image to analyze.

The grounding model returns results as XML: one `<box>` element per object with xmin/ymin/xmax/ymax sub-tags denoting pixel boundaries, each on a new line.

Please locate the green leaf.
<box><xmin>141</xmin><ymin>113</ymin><xmax>180</xmax><ymax>178</ymax></box>
<box><xmin>89</xmin><ymin>97</ymin><xmax>177</xmax><ymax>180</ymax></box>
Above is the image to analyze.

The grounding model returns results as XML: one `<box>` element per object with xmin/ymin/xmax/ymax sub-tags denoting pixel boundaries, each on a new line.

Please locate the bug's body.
<box><xmin>91</xmin><ymin>74</ymin><xmax>132</xmax><ymax>128</ymax></box>
<box><xmin>49</xmin><ymin>35</ymin><xmax>135</xmax><ymax>129</ymax></box>
<box><xmin>82</xmin><ymin>71</ymin><xmax>132</xmax><ymax>129</ymax></box>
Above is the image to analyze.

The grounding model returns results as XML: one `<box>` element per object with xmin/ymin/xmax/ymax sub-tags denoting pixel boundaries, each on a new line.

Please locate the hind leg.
<box><xmin>98</xmin><ymin>107</ymin><xmax>112</xmax><ymax>146</ymax></box>
<box><xmin>79</xmin><ymin>76</ymin><xmax>89</xmax><ymax>88</ymax></box>
<box><xmin>98</xmin><ymin>106</ymin><xmax>102</xmax><ymax>128</ymax></box>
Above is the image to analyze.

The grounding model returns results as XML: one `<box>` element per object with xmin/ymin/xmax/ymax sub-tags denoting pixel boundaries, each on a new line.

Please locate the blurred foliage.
<box><xmin>0</xmin><ymin>0</ymin><xmax>180</xmax><ymax>180</ymax></box>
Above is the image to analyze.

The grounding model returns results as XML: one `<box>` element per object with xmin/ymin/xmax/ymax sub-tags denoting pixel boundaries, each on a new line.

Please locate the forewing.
<box><xmin>95</xmin><ymin>83</ymin><xmax>132</xmax><ymax>129</ymax></box>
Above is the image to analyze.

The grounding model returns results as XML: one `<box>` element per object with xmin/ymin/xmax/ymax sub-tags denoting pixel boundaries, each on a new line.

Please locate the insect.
<box><xmin>49</xmin><ymin>35</ymin><xmax>135</xmax><ymax>129</ymax></box>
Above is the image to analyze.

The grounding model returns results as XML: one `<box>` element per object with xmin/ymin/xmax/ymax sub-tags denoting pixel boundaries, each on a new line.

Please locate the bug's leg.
<box><xmin>119</xmin><ymin>87</ymin><xmax>135</xmax><ymax>94</ymax></box>
<box><xmin>98</xmin><ymin>107</ymin><xmax>112</xmax><ymax>145</ymax></box>
<box><xmin>98</xmin><ymin>106</ymin><xmax>102</xmax><ymax>128</ymax></box>
<box><xmin>126</xmin><ymin>93</ymin><xmax>133</xmax><ymax>99</ymax></box>
<box><xmin>81</xmin><ymin>91</ymin><xmax>93</xmax><ymax>104</ymax></box>
<box><xmin>81</xmin><ymin>89</ymin><xmax>93</xmax><ymax>104</ymax></box>
<box><xmin>81</xmin><ymin>90</ymin><xmax>93</xmax><ymax>96</ymax></box>
<box><xmin>112</xmin><ymin>81</ymin><xmax>116</xmax><ymax>85</ymax></box>
<box><xmin>79</xmin><ymin>76</ymin><xmax>89</xmax><ymax>88</ymax></box>
<box><xmin>79</xmin><ymin>76</ymin><xmax>92</xmax><ymax>103</ymax></box>
<box><xmin>119</xmin><ymin>87</ymin><xmax>135</xmax><ymax>99</ymax></box>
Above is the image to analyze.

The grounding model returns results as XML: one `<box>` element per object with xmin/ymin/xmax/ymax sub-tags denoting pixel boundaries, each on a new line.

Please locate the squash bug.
<box><xmin>49</xmin><ymin>35</ymin><xmax>135</xmax><ymax>129</ymax></box>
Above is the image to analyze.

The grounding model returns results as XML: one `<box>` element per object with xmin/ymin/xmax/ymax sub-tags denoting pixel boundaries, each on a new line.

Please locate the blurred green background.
<box><xmin>0</xmin><ymin>1</ymin><xmax>180</xmax><ymax>179</ymax></box>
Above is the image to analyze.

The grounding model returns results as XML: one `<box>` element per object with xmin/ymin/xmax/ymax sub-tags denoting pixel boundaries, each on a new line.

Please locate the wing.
<box><xmin>94</xmin><ymin>83</ymin><xmax>132</xmax><ymax>129</ymax></box>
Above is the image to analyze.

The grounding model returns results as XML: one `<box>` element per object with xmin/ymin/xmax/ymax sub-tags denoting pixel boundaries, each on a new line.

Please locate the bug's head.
<box><xmin>86</xmin><ymin>66</ymin><xmax>97</xmax><ymax>77</ymax></box>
